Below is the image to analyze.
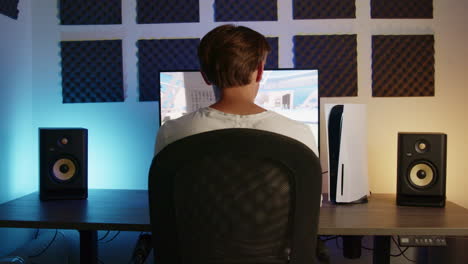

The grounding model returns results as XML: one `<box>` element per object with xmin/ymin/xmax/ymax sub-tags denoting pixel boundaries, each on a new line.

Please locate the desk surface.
<box><xmin>0</xmin><ymin>189</ymin><xmax>149</xmax><ymax>232</ymax></box>
<box><xmin>320</xmin><ymin>194</ymin><xmax>468</xmax><ymax>236</ymax></box>
<box><xmin>1</xmin><ymin>190</ymin><xmax>468</xmax><ymax>236</ymax></box>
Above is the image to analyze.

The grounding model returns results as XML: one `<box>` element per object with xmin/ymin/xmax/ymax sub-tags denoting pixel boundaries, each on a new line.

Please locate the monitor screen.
<box><xmin>159</xmin><ymin>69</ymin><xmax>319</xmax><ymax>147</ymax></box>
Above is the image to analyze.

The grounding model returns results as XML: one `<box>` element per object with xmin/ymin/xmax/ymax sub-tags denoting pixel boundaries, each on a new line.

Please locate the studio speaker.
<box><xmin>39</xmin><ymin>128</ymin><xmax>88</xmax><ymax>200</ymax></box>
<box><xmin>397</xmin><ymin>133</ymin><xmax>447</xmax><ymax>207</ymax></box>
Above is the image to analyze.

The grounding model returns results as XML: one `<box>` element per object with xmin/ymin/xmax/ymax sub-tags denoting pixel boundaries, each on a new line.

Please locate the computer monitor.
<box><xmin>159</xmin><ymin>69</ymin><xmax>319</xmax><ymax>147</ymax></box>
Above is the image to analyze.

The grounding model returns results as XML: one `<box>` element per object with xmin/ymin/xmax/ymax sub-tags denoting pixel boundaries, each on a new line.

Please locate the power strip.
<box><xmin>398</xmin><ymin>236</ymin><xmax>447</xmax><ymax>247</ymax></box>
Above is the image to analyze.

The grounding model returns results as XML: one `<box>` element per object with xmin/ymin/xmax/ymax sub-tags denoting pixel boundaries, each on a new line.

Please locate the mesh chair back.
<box><xmin>148</xmin><ymin>128</ymin><xmax>321</xmax><ymax>264</ymax></box>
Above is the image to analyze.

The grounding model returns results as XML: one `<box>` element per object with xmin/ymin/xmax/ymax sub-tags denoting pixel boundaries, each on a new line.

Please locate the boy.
<box><xmin>155</xmin><ymin>24</ymin><xmax>318</xmax><ymax>156</ymax></box>
<box><xmin>150</xmin><ymin>25</ymin><xmax>327</xmax><ymax>263</ymax></box>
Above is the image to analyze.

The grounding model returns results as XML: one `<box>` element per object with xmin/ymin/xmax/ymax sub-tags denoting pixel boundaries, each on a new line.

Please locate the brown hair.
<box><xmin>198</xmin><ymin>24</ymin><xmax>271</xmax><ymax>89</ymax></box>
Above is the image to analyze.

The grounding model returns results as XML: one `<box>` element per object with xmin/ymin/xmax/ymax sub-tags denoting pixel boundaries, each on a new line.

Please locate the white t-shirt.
<box><xmin>154</xmin><ymin>107</ymin><xmax>322</xmax><ymax>206</ymax></box>
<box><xmin>155</xmin><ymin>107</ymin><xmax>318</xmax><ymax>155</ymax></box>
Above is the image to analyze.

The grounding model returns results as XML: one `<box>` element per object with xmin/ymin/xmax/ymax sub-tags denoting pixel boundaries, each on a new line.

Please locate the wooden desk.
<box><xmin>320</xmin><ymin>194</ymin><xmax>468</xmax><ymax>263</ymax></box>
<box><xmin>0</xmin><ymin>189</ymin><xmax>149</xmax><ymax>264</ymax></box>
<box><xmin>320</xmin><ymin>193</ymin><xmax>468</xmax><ymax>236</ymax></box>
<box><xmin>1</xmin><ymin>190</ymin><xmax>468</xmax><ymax>264</ymax></box>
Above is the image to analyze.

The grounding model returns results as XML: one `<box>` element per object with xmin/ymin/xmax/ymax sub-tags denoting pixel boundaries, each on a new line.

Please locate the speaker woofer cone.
<box><xmin>51</xmin><ymin>158</ymin><xmax>78</xmax><ymax>182</ymax></box>
<box><xmin>408</xmin><ymin>161</ymin><xmax>436</xmax><ymax>189</ymax></box>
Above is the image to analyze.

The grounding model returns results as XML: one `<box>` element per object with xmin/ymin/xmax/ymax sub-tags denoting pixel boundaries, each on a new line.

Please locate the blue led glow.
<box><xmin>33</xmin><ymin>102</ymin><xmax>160</xmax><ymax>189</ymax></box>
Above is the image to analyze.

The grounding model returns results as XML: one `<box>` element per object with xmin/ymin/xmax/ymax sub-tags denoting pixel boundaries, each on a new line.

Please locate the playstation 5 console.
<box><xmin>325</xmin><ymin>104</ymin><xmax>369</xmax><ymax>203</ymax></box>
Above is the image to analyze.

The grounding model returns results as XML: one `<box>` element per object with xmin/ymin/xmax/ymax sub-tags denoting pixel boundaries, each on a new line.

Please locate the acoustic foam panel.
<box><xmin>215</xmin><ymin>0</ymin><xmax>277</xmax><ymax>21</ymax></box>
<box><xmin>293</xmin><ymin>0</ymin><xmax>355</xmax><ymax>19</ymax></box>
<box><xmin>293</xmin><ymin>35</ymin><xmax>357</xmax><ymax>97</ymax></box>
<box><xmin>0</xmin><ymin>0</ymin><xmax>19</xmax><ymax>19</ymax></box>
<box><xmin>60</xmin><ymin>40</ymin><xmax>124</xmax><ymax>103</ymax></box>
<box><xmin>138</xmin><ymin>38</ymin><xmax>200</xmax><ymax>101</ymax></box>
<box><xmin>371</xmin><ymin>0</ymin><xmax>433</xmax><ymax>19</ymax></box>
<box><xmin>59</xmin><ymin>0</ymin><xmax>121</xmax><ymax>25</ymax></box>
<box><xmin>137</xmin><ymin>0</ymin><xmax>199</xmax><ymax>24</ymax></box>
<box><xmin>372</xmin><ymin>35</ymin><xmax>434</xmax><ymax>97</ymax></box>
<box><xmin>265</xmin><ymin>37</ymin><xmax>279</xmax><ymax>70</ymax></box>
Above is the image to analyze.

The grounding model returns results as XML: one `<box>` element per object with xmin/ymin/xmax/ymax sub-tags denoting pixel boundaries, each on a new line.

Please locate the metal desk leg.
<box><xmin>343</xmin><ymin>236</ymin><xmax>363</xmax><ymax>259</ymax></box>
<box><xmin>373</xmin><ymin>236</ymin><xmax>391</xmax><ymax>264</ymax></box>
<box><xmin>79</xmin><ymin>230</ymin><xmax>98</xmax><ymax>264</ymax></box>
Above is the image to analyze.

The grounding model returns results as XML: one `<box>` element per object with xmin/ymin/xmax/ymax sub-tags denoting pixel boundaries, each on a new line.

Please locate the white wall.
<box><xmin>321</xmin><ymin>0</ymin><xmax>468</xmax><ymax>208</ymax></box>
<box><xmin>0</xmin><ymin>0</ymin><xmax>35</xmax><ymax>256</ymax></box>
<box><xmin>30</xmin><ymin>0</ymin><xmax>468</xmax><ymax>208</ymax></box>
<box><xmin>0</xmin><ymin>0</ymin><xmax>33</xmax><ymax>204</ymax></box>
<box><xmin>31</xmin><ymin>1</ymin><xmax>160</xmax><ymax>190</ymax></box>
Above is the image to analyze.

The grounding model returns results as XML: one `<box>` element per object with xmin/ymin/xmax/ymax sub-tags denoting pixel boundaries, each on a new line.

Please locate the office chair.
<box><xmin>148</xmin><ymin>128</ymin><xmax>322</xmax><ymax>264</ymax></box>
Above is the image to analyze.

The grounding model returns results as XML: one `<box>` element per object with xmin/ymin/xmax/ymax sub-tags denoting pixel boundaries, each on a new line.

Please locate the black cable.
<box><xmin>321</xmin><ymin>171</ymin><xmax>328</xmax><ymax>175</ymax></box>
<box><xmin>325</xmin><ymin>235</ymin><xmax>415</xmax><ymax>261</ymax></box>
<box><xmin>392</xmin><ymin>236</ymin><xmax>416</xmax><ymax>262</ymax></box>
<box><xmin>360</xmin><ymin>236</ymin><xmax>379</xmax><ymax>256</ymax></box>
<box><xmin>362</xmin><ymin>245</ymin><xmax>374</xmax><ymax>251</ymax></box>
<box><xmin>335</xmin><ymin>236</ymin><xmax>342</xmax><ymax>250</ymax></box>
<box><xmin>360</xmin><ymin>237</ymin><xmax>407</xmax><ymax>257</ymax></box>
<box><xmin>319</xmin><ymin>235</ymin><xmax>339</xmax><ymax>242</ymax></box>
<box><xmin>362</xmin><ymin>244</ymin><xmax>401</xmax><ymax>256</ymax></box>
<box><xmin>355</xmin><ymin>236</ymin><xmax>374</xmax><ymax>258</ymax></box>
<box><xmin>98</xmin><ymin>230</ymin><xmax>111</xmax><ymax>241</ymax></box>
<box><xmin>100</xmin><ymin>231</ymin><xmax>121</xmax><ymax>243</ymax></box>
<box><xmin>28</xmin><ymin>229</ymin><xmax>58</xmax><ymax>258</ymax></box>
<box><xmin>392</xmin><ymin>246</ymin><xmax>410</xmax><ymax>257</ymax></box>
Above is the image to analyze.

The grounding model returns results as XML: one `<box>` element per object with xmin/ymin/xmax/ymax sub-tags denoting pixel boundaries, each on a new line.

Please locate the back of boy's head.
<box><xmin>198</xmin><ymin>24</ymin><xmax>271</xmax><ymax>89</ymax></box>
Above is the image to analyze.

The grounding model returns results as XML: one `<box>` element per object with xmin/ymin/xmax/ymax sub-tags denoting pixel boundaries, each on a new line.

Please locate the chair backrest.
<box><xmin>148</xmin><ymin>128</ymin><xmax>322</xmax><ymax>264</ymax></box>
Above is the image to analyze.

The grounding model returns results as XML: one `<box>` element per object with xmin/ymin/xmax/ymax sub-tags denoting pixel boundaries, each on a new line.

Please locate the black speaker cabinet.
<box><xmin>397</xmin><ymin>133</ymin><xmax>447</xmax><ymax>207</ymax></box>
<box><xmin>39</xmin><ymin>128</ymin><xmax>88</xmax><ymax>200</ymax></box>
